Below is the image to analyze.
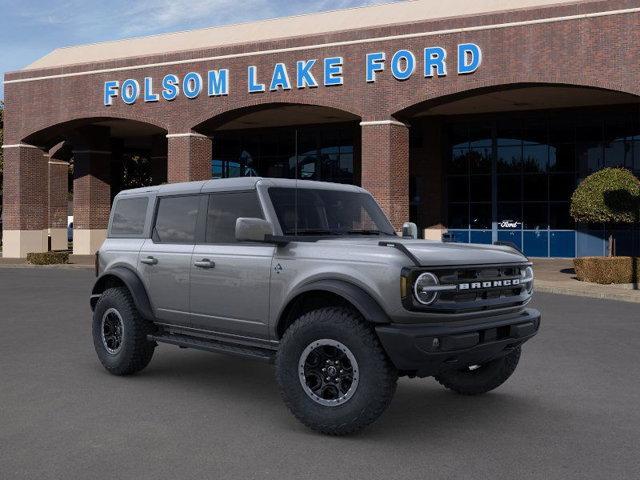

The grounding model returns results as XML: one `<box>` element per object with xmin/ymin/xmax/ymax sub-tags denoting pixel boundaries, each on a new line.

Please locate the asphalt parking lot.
<box><xmin>1</xmin><ymin>267</ymin><xmax>639</xmax><ymax>480</ymax></box>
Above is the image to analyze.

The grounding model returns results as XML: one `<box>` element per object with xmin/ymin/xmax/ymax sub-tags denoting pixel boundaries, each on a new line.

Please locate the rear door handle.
<box><xmin>194</xmin><ymin>259</ymin><xmax>215</xmax><ymax>269</ymax></box>
<box><xmin>140</xmin><ymin>256</ymin><xmax>158</xmax><ymax>265</ymax></box>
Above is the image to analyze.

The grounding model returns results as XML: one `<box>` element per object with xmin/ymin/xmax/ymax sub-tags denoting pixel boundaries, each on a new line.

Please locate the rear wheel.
<box><xmin>276</xmin><ymin>307</ymin><xmax>397</xmax><ymax>435</ymax></box>
<box><xmin>434</xmin><ymin>347</ymin><xmax>521</xmax><ymax>395</ymax></box>
<box><xmin>92</xmin><ymin>287</ymin><xmax>156</xmax><ymax>375</ymax></box>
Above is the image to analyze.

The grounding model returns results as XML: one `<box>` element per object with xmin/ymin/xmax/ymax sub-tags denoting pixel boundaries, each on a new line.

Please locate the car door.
<box><xmin>189</xmin><ymin>191</ymin><xmax>274</xmax><ymax>340</ymax></box>
<box><xmin>138</xmin><ymin>194</ymin><xmax>203</xmax><ymax>326</ymax></box>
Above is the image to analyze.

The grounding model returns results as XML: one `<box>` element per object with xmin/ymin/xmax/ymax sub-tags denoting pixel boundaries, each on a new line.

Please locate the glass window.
<box><xmin>469</xmin><ymin>147</ymin><xmax>491</xmax><ymax>174</ymax></box>
<box><xmin>470</xmin><ymin>203</ymin><xmax>491</xmax><ymax>229</ymax></box>
<box><xmin>549</xmin><ymin>144</ymin><xmax>575</xmax><ymax>172</ymax></box>
<box><xmin>523</xmin><ymin>145</ymin><xmax>548</xmax><ymax>173</ymax></box>
<box><xmin>205</xmin><ymin>192</ymin><xmax>263</xmax><ymax>243</ymax></box>
<box><xmin>497</xmin><ymin>175</ymin><xmax>521</xmax><ymax>201</ymax></box>
<box><xmin>268</xmin><ymin>188</ymin><xmax>395</xmax><ymax>236</ymax></box>
<box><xmin>498</xmin><ymin>203</ymin><xmax>522</xmax><ymax>229</ymax></box>
<box><xmin>449</xmin><ymin>148</ymin><xmax>469</xmax><ymax>174</ymax></box>
<box><xmin>549</xmin><ymin>174</ymin><xmax>576</xmax><ymax>201</ymax></box>
<box><xmin>470</xmin><ymin>175</ymin><xmax>492</xmax><ymax>202</ymax></box>
<box><xmin>110</xmin><ymin>197</ymin><xmax>148</xmax><ymax>236</ymax></box>
<box><xmin>497</xmin><ymin>145</ymin><xmax>522</xmax><ymax>173</ymax></box>
<box><xmin>523</xmin><ymin>204</ymin><xmax>548</xmax><ymax>229</ymax></box>
<box><xmin>550</xmin><ymin>202</ymin><xmax>573</xmax><ymax>229</ymax></box>
<box><xmin>523</xmin><ymin>175</ymin><xmax>548</xmax><ymax>202</ymax></box>
<box><xmin>604</xmin><ymin>140</ymin><xmax>632</xmax><ymax>168</ymax></box>
<box><xmin>154</xmin><ymin>195</ymin><xmax>200</xmax><ymax>244</ymax></box>
<box><xmin>447</xmin><ymin>177</ymin><xmax>469</xmax><ymax>203</ymax></box>
<box><xmin>448</xmin><ymin>204</ymin><xmax>469</xmax><ymax>229</ymax></box>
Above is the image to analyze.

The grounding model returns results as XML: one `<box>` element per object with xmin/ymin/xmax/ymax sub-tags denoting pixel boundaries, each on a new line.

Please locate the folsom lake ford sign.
<box><xmin>103</xmin><ymin>43</ymin><xmax>482</xmax><ymax>106</ymax></box>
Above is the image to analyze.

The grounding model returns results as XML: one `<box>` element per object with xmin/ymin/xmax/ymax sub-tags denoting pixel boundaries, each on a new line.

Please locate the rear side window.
<box><xmin>153</xmin><ymin>195</ymin><xmax>200</xmax><ymax>244</ymax></box>
<box><xmin>205</xmin><ymin>192</ymin><xmax>263</xmax><ymax>243</ymax></box>
<box><xmin>110</xmin><ymin>197</ymin><xmax>149</xmax><ymax>236</ymax></box>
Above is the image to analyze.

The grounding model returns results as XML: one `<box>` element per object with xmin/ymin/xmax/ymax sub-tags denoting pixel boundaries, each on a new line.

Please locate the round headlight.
<box><xmin>413</xmin><ymin>272</ymin><xmax>439</xmax><ymax>305</ymax></box>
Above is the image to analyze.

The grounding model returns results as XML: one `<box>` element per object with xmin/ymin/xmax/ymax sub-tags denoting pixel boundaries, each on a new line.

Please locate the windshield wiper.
<box><xmin>286</xmin><ymin>229</ymin><xmax>342</xmax><ymax>236</ymax></box>
<box><xmin>346</xmin><ymin>230</ymin><xmax>390</xmax><ymax>236</ymax></box>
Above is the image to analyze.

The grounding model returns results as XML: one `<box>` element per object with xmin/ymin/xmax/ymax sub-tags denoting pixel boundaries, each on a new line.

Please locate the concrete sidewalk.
<box><xmin>532</xmin><ymin>258</ymin><xmax>640</xmax><ymax>304</ymax></box>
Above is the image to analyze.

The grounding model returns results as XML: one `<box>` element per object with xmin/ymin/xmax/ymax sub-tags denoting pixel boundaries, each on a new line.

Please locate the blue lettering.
<box><xmin>248</xmin><ymin>66</ymin><xmax>265</xmax><ymax>93</ymax></box>
<box><xmin>296</xmin><ymin>60</ymin><xmax>318</xmax><ymax>88</ymax></box>
<box><xmin>390</xmin><ymin>50</ymin><xmax>415</xmax><ymax>81</ymax></box>
<box><xmin>324</xmin><ymin>57</ymin><xmax>343</xmax><ymax>86</ymax></box>
<box><xmin>161</xmin><ymin>74</ymin><xmax>179</xmax><ymax>101</ymax></box>
<box><xmin>121</xmin><ymin>79</ymin><xmax>140</xmax><ymax>104</ymax></box>
<box><xmin>103</xmin><ymin>80</ymin><xmax>119</xmax><ymax>106</ymax></box>
<box><xmin>270</xmin><ymin>63</ymin><xmax>291</xmax><ymax>91</ymax></box>
<box><xmin>208</xmin><ymin>69</ymin><xmax>229</xmax><ymax>96</ymax></box>
<box><xmin>424</xmin><ymin>47</ymin><xmax>447</xmax><ymax>77</ymax></box>
<box><xmin>143</xmin><ymin>77</ymin><xmax>159</xmax><ymax>102</ymax></box>
<box><xmin>183</xmin><ymin>72</ymin><xmax>203</xmax><ymax>99</ymax></box>
<box><xmin>366</xmin><ymin>52</ymin><xmax>385</xmax><ymax>82</ymax></box>
<box><xmin>458</xmin><ymin>43</ymin><xmax>482</xmax><ymax>74</ymax></box>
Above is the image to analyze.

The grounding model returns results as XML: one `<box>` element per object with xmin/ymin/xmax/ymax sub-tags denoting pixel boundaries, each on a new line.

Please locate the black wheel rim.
<box><xmin>101</xmin><ymin>308</ymin><xmax>124</xmax><ymax>355</ymax></box>
<box><xmin>298</xmin><ymin>339</ymin><xmax>359</xmax><ymax>407</ymax></box>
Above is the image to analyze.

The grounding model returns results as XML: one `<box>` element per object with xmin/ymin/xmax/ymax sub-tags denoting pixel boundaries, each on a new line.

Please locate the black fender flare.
<box><xmin>280</xmin><ymin>279</ymin><xmax>390</xmax><ymax>326</ymax></box>
<box><xmin>91</xmin><ymin>266</ymin><xmax>154</xmax><ymax>321</ymax></box>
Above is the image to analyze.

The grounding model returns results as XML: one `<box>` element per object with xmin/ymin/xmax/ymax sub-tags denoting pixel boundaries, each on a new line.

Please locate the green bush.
<box><xmin>570</xmin><ymin>168</ymin><xmax>640</xmax><ymax>224</ymax></box>
<box><xmin>27</xmin><ymin>251</ymin><xmax>69</xmax><ymax>265</ymax></box>
<box><xmin>574</xmin><ymin>256</ymin><xmax>640</xmax><ymax>284</ymax></box>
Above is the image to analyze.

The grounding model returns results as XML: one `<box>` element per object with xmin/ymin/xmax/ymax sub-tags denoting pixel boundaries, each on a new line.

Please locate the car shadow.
<box><xmin>119</xmin><ymin>348</ymin><xmax>563</xmax><ymax>443</ymax></box>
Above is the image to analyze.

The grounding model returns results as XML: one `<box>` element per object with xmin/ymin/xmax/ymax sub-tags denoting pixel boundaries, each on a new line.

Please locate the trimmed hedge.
<box><xmin>574</xmin><ymin>256</ymin><xmax>640</xmax><ymax>284</ymax></box>
<box><xmin>27</xmin><ymin>251</ymin><xmax>69</xmax><ymax>265</ymax></box>
<box><xmin>570</xmin><ymin>168</ymin><xmax>640</xmax><ymax>224</ymax></box>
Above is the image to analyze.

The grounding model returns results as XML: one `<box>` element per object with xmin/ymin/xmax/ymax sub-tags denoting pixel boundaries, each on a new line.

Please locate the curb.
<box><xmin>535</xmin><ymin>280</ymin><xmax>640</xmax><ymax>304</ymax></box>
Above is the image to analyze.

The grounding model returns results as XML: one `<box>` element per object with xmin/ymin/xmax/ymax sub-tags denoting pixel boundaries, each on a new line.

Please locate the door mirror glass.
<box><xmin>402</xmin><ymin>222</ymin><xmax>418</xmax><ymax>239</ymax></box>
<box><xmin>235</xmin><ymin>217</ymin><xmax>273</xmax><ymax>242</ymax></box>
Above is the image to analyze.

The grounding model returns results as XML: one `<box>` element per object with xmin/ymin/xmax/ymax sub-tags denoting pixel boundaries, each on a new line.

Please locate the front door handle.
<box><xmin>140</xmin><ymin>256</ymin><xmax>158</xmax><ymax>265</ymax></box>
<box><xmin>194</xmin><ymin>259</ymin><xmax>215</xmax><ymax>269</ymax></box>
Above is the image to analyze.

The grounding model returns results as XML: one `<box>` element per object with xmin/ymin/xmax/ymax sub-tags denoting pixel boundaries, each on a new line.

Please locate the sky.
<box><xmin>0</xmin><ymin>0</ymin><xmax>401</xmax><ymax>100</ymax></box>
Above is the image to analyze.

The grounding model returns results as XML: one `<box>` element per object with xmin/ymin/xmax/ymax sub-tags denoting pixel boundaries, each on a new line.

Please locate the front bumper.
<box><xmin>375</xmin><ymin>308</ymin><xmax>540</xmax><ymax>377</ymax></box>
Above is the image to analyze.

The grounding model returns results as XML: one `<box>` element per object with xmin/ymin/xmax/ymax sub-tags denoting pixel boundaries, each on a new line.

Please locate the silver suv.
<box><xmin>91</xmin><ymin>177</ymin><xmax>540</xmax><ymax>435</ymax></box>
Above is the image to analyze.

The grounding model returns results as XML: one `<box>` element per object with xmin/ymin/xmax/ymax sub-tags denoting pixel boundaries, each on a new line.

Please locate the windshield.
<box><xmin>268</xmin><ymin>187</ymin><xmax>396</xmax><ymax>236</ymax></box>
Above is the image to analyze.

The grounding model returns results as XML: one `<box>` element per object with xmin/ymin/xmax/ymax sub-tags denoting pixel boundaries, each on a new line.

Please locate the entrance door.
<box><xmin>189</xmin><ymin>191</ymin><xmax>274</xmax><ymax>340</ymax></box>
<box><xmin>139</xmin><ymin>194</ymin><xmax>202</xmax><ymax>325</ymax></box>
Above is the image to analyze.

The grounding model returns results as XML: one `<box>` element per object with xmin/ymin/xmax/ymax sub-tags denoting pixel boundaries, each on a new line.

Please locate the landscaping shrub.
<box><xmin>573</xmin><ymin>256</ymin><xmax>640</xmax><ymax>284</ymax></box>
<box><xmin>570</xmin><ymin>168</ymin><xmax>640</xmax><ymax>224</ymax></box>
<box><xmin>27</xmin><ymin>251</ymin><xmax>69</xmax><ymax>265</ymax></box>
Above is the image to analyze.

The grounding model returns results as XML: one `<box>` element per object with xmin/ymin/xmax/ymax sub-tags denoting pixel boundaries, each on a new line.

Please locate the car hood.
<box><xmin>313</xmin><ymin>237</ymin><xmax>528</xmax><ymax>266</ymax></box>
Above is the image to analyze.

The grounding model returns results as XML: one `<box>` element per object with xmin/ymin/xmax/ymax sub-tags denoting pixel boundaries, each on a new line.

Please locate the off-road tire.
<box><xmin>276</xmin><ymin>307</ymin><xmax>398</xmax><ymax>435</ymax></box>
<box><xmin>92</xmin><ymin>287</ymin><xmax>156</xmax><ymax>376</ymax></box>
<box><xmin>434</xmin><ymin>347</ymin><xmax>521</xmax><ymax>395</ymax></box>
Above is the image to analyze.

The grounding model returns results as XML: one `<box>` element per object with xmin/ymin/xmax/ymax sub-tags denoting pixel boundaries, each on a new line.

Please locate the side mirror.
<box><xmin>235</xmin><ymin>217</ymin><xmax>273</xmax><ymax>242</ymax></box>
<box><xmin>402</xmin><ymin>222</ymin><xmax>418</xmax><ymax>239</ymax></box>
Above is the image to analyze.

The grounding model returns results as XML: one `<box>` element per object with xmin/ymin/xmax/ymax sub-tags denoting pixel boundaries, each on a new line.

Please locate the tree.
<box><xmin>570</xmin><ymin>167</ymin><xmax>640</xmax><ymax>255</ymax></box>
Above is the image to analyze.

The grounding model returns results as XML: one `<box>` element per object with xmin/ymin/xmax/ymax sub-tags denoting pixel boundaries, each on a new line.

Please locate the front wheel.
<box><xmin>434</xmin><ymin>347</ymin><xmax>521</xmax><ymax>395</ymax></box>
<box><xmin>276</xmin><ymin>307</ymin><xmax>398</xmax><ymax>436</ymax></box>
<box><xmin>92</xmin><ymin>287</ymin><xmax>156</xmax><ymax>376</ymax></box>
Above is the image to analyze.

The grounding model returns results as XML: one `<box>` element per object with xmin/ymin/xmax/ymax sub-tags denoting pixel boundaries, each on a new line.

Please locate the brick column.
<box><xmin>72</xmin><ymin>149</ymin><xmax>111</xmax><ymax>255</ymax></box>
<box><xmin>1</xmin><ymin>144</ymin><xmax>49</xmax><ymax>257</ymax></box>
<box><xmin>166</xmin><ymin>133</ymin><xmax>212</xmax><ymax>183</ymax></box>
<box><xmin>360</xmin><ymin>120</ymin><xmax>410</xmax><ymax>230</ymax></box>
<box><xmin>151</xmin><ymin>134</ymin><xmax>168</xmax><ymax>184</ymax></box>
<box><xmin>48</xmin><ymin>159</ymin><xmax>69</xmax><ymax>251</ymax></box>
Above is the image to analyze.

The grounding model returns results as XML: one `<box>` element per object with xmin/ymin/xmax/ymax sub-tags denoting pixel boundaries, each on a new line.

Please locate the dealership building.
<box><xmin>3</xmin><ymin>0</ymin><xmax>640</xmax><ymax>257</ymax></box>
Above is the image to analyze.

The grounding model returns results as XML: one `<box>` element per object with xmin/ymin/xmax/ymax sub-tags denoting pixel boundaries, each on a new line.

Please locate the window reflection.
<box><xmin>211</xmin><ymin>123</ymin><xmax>357</xmax><ymax>184</ymax></box>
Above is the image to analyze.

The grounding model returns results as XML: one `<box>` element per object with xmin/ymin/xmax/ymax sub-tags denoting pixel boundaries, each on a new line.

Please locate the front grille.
<box><xmin>406</xmin><ymin>263</ymin><xmax>532</xmax><ymax>314</ymax></box>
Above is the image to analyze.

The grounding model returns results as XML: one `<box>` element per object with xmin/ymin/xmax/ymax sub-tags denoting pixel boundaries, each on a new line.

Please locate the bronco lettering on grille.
<box><xmin>458</xmin><ymin>278</ymin><xmax>521</xmax><ymax>290</ymax></box>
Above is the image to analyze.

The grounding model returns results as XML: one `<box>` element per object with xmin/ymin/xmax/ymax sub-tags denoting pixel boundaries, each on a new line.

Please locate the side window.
<box><xmin>153</xmin><ymin>195</ymin><xmax>200</xmax><ymax>244</ymax></box>
<box><xmin>110</xmin><ymin>197</ymin><xmax>149</xmax><ymax>237</ymax></box>
<box><xmin>205</xmin><ymin>192</ymin><xmax>263</xmax><ymax>243</ymax></box>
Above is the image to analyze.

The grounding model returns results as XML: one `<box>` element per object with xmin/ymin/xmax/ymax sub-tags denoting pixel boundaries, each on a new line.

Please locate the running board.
<box><xmin>148</xmin><ymin>333</ymin><xmax>276</xmax><ymax>363</ymax></box>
